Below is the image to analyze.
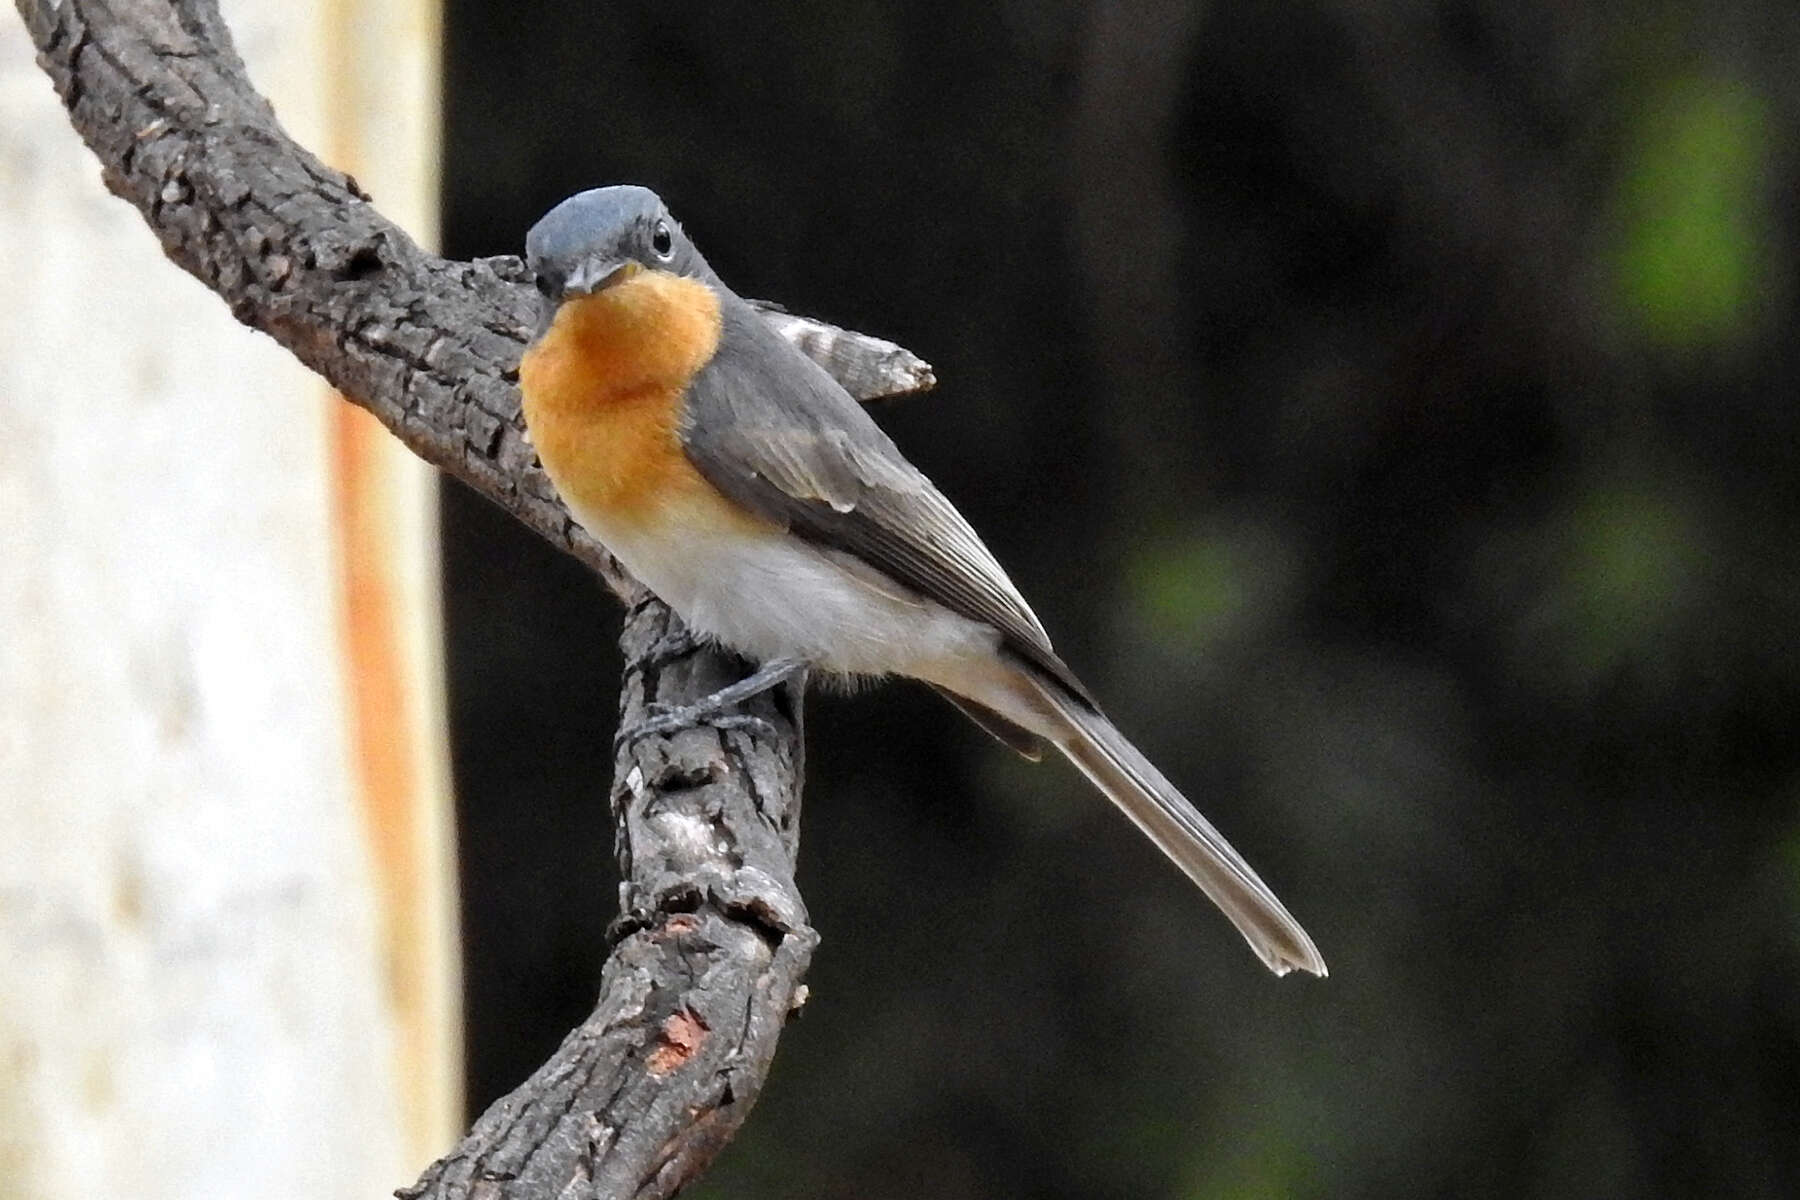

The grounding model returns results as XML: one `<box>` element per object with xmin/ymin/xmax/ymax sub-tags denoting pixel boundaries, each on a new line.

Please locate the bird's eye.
<box><xmin>534</xmin><ymin>274</ymin><xmax>555</xmax><ymax>297</ymax></box>
<box><xmin>651</xmin><ymin>220</ymin><xmax>674</xmax><ymax>260</ymax></box>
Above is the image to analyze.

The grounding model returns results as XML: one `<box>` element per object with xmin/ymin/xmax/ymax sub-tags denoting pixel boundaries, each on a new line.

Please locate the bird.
<box><xmin>518</xmin><ymin>185</ymin><xmax>1325</xmax><ymax>977</ymax></box>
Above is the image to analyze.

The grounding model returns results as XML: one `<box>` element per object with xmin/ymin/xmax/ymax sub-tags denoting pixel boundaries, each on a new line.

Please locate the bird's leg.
<box><xmin>670</xmin><ymin>656</ymin><xmax>807</xmax><ymax>715</ymax></box>
<box><xmin>639</xmin><ymin>622</ymin><xmax>704</xmax><ymax>670</ymax></box>
<box><xmin>616</xmin><ymin>656</ymin><xmax>808</xmax><ymax>747</ymax></box>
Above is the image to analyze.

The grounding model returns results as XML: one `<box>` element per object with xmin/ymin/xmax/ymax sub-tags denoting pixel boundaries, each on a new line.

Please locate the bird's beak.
<box><xmin>563</xmin><ymin>259</ymin><xmax>643</xmax><ymax>297</ymax></box>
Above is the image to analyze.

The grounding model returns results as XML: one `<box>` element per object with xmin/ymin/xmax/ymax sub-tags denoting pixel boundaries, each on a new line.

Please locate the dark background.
<box><xmin>440</xmin><ymin>3</ymin><xmax>1800</xmax><ymax>1197</ymax></box>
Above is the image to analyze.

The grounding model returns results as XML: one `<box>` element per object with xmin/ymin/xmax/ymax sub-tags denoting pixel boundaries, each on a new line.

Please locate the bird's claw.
<box><xmin>614</xmin><ymin>703</ymin><xmax>778</xmax><ymax>749</ymax></box>
<box><xmin>639</xmin><ymin>626</ymin><xmax>704</xmax><ymax>670</ymax></box>
<box><xmin>613</xmin><ymin>656</ymin><xmax>804</xmax><ymax>750</ymax></box>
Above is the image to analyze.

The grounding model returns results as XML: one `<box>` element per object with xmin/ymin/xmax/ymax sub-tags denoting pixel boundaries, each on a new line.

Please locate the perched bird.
<box><xmin>519</xmin><ymin>185</ymin><xmax>1325</xmax><ymax>977</ymax></box>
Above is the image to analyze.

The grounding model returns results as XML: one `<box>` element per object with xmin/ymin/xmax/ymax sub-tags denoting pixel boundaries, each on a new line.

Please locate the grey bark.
<box><xmin>402</xmin><ymin>601</ymin><xmax>818</xmax><ymax>1200</ymax></box>
<box><xmin>15</xmin><ymin>1</ymin><xmax>932</xmax><ymax>1195</ymax></box>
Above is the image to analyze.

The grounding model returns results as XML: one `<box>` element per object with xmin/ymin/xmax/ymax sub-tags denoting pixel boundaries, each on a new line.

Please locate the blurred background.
<box><xmin>444</xmin><ymin>2</ymin><xmax>1800</xmax><ymax>1197</ymax></box>
<box><xmin>5</xmin><ymin>1</ymin><xmax>1798</xmax><ymax>1198</ymax></box>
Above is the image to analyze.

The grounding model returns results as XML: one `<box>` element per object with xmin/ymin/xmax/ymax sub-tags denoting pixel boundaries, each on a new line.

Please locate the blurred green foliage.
<box><xmin>1613</xmin><ymin>77</ymin><xmax>1771</xmax><ymax>351</ymax></box>
<box><xmin>1560</xmin><ymin>481</ymin><xmax>1705</xmax><ymax>681</ymax></box>
<box><xmin>1183</xmin><ymin>1126</ymin><xmax>1312</xmax><ymax>1200</ymax></box>
<box><xmin>1128</xmin><ymin>529</ymin><xmax>1257</xmax><ymax>654</ymax></box>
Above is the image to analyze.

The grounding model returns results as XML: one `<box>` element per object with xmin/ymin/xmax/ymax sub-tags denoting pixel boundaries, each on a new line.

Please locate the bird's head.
<box><xmin>520</xmin><ymin>186</ymin><xmax>726</xmax><ymax>395</ymax></box>
<box><xmin>525</xmin><ymin>185</ymin><xmax>711</xmax><ymax>313</ymax></box>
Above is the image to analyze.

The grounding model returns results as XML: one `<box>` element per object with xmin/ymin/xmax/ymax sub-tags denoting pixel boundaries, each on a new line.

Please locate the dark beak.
<box><xmin>530</xmin><ymin>259</ymin><xmax>642</xmax><ymax>338</ymax></box>
<box><xmin>563</xmin><ymin>259</ymin><xmax>642</xmax><ymax>297</ymax></box>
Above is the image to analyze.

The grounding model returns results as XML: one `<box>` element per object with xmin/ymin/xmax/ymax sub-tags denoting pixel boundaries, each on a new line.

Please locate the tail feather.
<box><xmin>1024</xmin><ymin>674</ymin><xmax>1327</xmax><ymax>977</ymax></box>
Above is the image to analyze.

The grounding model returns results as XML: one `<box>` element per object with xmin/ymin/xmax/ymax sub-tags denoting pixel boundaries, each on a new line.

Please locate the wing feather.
<box><xmin>681</xmin><ymin>298</ymin><xmax>1090</xmax><ymax>701</ymax></box>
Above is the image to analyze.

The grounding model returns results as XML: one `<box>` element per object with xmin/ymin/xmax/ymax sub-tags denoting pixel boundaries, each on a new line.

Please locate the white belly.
<box><xmin>572</xmin><ymin>494</ymin><xmax>1002</xmax><ymax>680</ymax></box>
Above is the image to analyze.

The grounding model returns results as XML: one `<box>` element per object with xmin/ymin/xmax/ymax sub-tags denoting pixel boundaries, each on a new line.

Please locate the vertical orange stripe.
<box><xmin>329</xmin><ymin>394</ymin><xmax>461</xmax><ymax>1162</ymax></box>
<box><xmin>319</xmin><ymin>0</ymin><xmax>459</xmax><ymax>1160</ymax></box>
<box><xmin>330</xmin><ymin>399</ymin><xmax>423</xmax><ymax>991</ymax></box>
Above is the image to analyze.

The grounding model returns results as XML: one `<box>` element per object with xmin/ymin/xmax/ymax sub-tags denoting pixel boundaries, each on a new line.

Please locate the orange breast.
<box><xmin>519</xmin><ymin>270</ymin><xmax>727</xmax><ymax>526</ymax></box>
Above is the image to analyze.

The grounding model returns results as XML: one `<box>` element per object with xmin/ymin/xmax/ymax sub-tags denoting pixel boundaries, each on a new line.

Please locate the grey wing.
<box><xmin>747</xmin><ymin>298</ymin><xmax>937</xmax><ymax>402</ymax></box>
<box><xmin>682</xmin><ymin>299</ymin><xmax>1092</xmax><ymax>702</ymax></box>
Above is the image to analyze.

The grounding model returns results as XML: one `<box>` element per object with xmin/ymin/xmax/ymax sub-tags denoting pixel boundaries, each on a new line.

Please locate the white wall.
<box><xmin>0</xmin><ymin>5</ymin><xmax>448</xmax><ymax>1195</ymax></box>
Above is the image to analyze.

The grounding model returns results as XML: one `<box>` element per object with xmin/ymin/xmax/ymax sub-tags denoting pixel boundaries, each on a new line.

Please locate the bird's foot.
<box><xmin>638</xmin><ymin>624</ymin><xmax>704</xmax><ymax>670</ymax></box>
<box><xmin>617</xmin><ymin>709</ymin><xmax>778</xmax><ymax>748</ymax></box>
<box><xmin>615</xmin><ymin>657</ymin><xmax>807</xmax><ymax>749</ymax></box>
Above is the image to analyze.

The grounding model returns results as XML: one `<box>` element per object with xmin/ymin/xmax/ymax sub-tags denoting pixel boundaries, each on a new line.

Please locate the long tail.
<box><xmin>1020</xmin><ymin>672</ymin><xmax>1327</xmax><ymax>977</ymax></box>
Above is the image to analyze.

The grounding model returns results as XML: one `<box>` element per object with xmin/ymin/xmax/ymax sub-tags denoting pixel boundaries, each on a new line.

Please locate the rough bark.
<box><xmin>16</xmin><ymin>1</ymin><xmax>928</xmax><ymax>1195</ymax></box>
<box><xmin>401</xmin><ymin>600</ymin><xmax>817</xmax><ymax>1200</ymax></box>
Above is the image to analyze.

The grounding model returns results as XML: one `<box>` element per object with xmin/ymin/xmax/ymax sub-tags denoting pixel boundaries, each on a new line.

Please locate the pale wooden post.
<box><xmin>0</xmin><ymin>1</ymin><xmax>455</xmax><ymax>1193</ymax></box>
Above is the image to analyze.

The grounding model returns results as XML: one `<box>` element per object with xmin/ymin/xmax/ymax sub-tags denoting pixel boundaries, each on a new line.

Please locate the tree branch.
<box><xmin>403</xmin><ymin>601</ymin><xmax>817</xmax><ymax>1200</ymax></box>
<box><xmin>15</xmin><ymin>1</ymin><xmax>926</xmax><ymax>1194</ymax></box>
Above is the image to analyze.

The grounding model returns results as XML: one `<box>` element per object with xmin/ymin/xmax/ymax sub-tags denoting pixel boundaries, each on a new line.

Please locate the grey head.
<box><xmin>525</xmin><ymin>185</ymin><xmax>715</xmax><ymax>313</ymax></box>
